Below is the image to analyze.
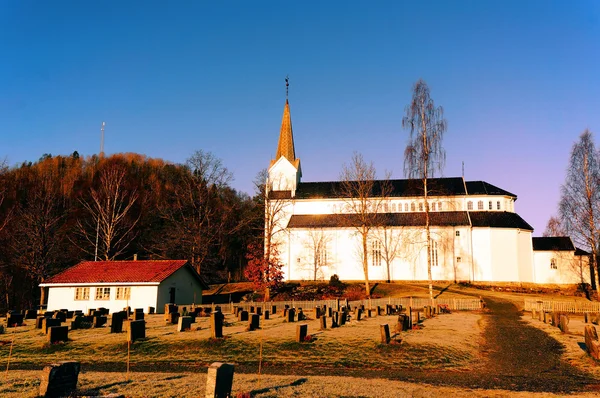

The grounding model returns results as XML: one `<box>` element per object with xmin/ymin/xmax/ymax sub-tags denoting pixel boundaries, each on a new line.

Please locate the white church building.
<box><xmin>266</xmin><ymin>96</ymin><xmax>590</xmax><ymax>285</ymax></box>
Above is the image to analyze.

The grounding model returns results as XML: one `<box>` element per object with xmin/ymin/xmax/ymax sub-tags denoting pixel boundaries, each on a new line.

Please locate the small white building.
<box><xmin>39</xmin><ymin>260</ymin><xmax>208</xmax><ymax>313</ymax></box>
<box><xmin>532</xmin><ymin>237</ymin><xmax>591</xmax><ymax>284</ymax></box>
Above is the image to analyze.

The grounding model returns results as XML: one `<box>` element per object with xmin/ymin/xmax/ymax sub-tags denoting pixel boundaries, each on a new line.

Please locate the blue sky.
<box><xmin>1</xmin><ymin>1</ymin><xmax>599</xmax><ymax>234</ymax></box>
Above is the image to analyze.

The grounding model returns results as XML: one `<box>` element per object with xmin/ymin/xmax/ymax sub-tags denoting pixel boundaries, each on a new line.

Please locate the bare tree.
<box><xmin>558</xmin><ymin>130</ymin><xmax>600</xmax><ymax>291</ymax></box>
<box><xmin>77</xmin><ymin>164</ymin><xmax>140</xmax><ymax>260</ymax></box>
<box><xmin>338</xmin><ymin>152</ymin><xmax>391</xmax><ymax>297</ymax></box>
<box><xmin>302</xmin><ymin>228</ymin><xmax>332</xmax><ymax>281</ymax></box>
<box><xmin>403</xmin><ymin>79</ymin><xmax>447</xmax><ymax>300</ymax></box>
<box><xmin>374</xmin><ymin>223</ymin><xmax>405</xmax><ymax>283</ymax></box>
<box><xmin>543</xmin><ymin>216</ymin><xmax>566</xmax><ymax>237</ymax></box>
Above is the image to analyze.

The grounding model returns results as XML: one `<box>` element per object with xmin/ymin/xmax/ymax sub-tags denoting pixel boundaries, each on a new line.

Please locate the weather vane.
<box><xmin>285</xmin><ymin>75</ymin><xmax>289</xmax><ymax>100</ymax></box>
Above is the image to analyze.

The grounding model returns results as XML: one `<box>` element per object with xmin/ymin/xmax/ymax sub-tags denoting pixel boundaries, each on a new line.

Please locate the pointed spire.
<box><xmin>275</xmin><ymin>76</ymin><xmax>296</xmax><ymax>164</ymax></box>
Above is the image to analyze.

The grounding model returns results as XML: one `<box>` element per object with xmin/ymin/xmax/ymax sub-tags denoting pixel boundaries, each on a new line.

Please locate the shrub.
<box><xmin>329</xmin><ymin>274</ymin><xmax>345</xmax><ymax>288</ymax></box>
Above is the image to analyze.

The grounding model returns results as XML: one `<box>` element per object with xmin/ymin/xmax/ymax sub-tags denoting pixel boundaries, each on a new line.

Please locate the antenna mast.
<box><xmin>100</xmin><ymin>121</ymin><xmax>106</xmax><ymax>156</ymax></box>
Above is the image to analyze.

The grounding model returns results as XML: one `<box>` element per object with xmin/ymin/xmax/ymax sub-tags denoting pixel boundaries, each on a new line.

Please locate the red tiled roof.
<box><xmin>44</xmin><ymin>260</ymin><xmax>190</xmax><ymax>284</ymax></box>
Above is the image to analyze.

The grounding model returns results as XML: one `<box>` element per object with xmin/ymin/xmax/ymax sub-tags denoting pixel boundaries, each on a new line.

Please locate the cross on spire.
<box><xmin>285</xmin><ymin>75</ymin><xmax>289</xmax><ymax>101</ymax></box>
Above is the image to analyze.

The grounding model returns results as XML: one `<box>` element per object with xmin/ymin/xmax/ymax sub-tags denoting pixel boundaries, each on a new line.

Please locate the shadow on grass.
<box><xmin>79</xmin><ymin>379</ymin><xmax>132</xmax><ymax>395</ymax></box>
<box><xmin>249</xmin><ymin>377</ymin><xmax>308</xmax><ymax>395</ymax></box>
<box><xmin>434</xmin><ymin>284</ymin><xmax>454</xmax><ymax>299</ymax></box>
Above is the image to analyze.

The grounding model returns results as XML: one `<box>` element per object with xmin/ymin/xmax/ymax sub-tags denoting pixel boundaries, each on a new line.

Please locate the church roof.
<box><xmin>287</xmin><ymin>211</ymin><xmax>532</xmax><ymax>230</ymax></box>
<box><xmin>292</xmin><ymin>178</ymin><xmax>516</xmax><ymax>199</ymax></box>
<box><xmin>532</xmin><ymin>237</ymin><xmax>575</xmax><ymax>251</ymax></box>
<box><xmin>271</xmin><ymin>99</ymin><xmax>300</xmax><ymax>170</ymax></box>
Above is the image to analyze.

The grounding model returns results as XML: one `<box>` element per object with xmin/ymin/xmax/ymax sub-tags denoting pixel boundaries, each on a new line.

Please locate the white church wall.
<box><xmin>269</xmin><ymin>157</ymin><xmax>299</xmax><ymax>192</ymax></box>
<box><xmin>533</xmin><ymin>251</ymin><xmax>590</xmax><ymax>284</ymax></box>
<box><xmin>489</xmin><ymin>229</ymin><xmax>520</xmax><ymax>281</ymax></box>
<box><xmin>472</xmin><ymin>229</ymin><xmax>493</xmax><ymax>281</ymax></box>
<box><xmin>517</xmin><ymin>230</ymin><xmax>534</xmax><ymax>283</ymax></box>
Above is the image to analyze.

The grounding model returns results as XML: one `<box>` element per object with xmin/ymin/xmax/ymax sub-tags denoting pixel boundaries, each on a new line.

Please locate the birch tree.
<box><xmin>403</xmin><ymin>79</ymin><xmax>447</xmax><ymax>300</ymax></box>
<box><xmin>558</xmin><ymin>130</ymin><xmax>600</xmax><ymax>291</ymax></box>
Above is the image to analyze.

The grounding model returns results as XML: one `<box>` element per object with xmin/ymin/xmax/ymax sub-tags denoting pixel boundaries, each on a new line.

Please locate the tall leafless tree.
<box><xmin>302</xmin><ymin>228</ymin><xmax>332</xmax><ymax>281</ymax></box>
<box><xmin>338</xmin><ymin>152</ymin><xmax>391</xmax><ymax>297</ymax></box>
<box><xmin>543</xmin><ymin>216</ymin><xmax>567</xmax><ymax>237</ymax></box>
<box><xmin>558</xmin><ymin>130</ymin><xmax>600</xmax><ymax>291</ymax></box>
<box><xmin>77</xmin><ymin>164</ymin><xmax>140</xmax><ymax>260</ymax></box>
<box><xmin>403</xmin><ymin>79</ymin><xmax>447</xmax><ymax>300</ymax></box>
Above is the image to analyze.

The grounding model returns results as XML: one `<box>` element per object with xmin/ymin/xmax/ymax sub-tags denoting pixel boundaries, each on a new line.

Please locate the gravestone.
<box><xmin>328</xmin><ymin>307</ymin><xmax>333</xmax><ymax>317</ymax></box>
<box><xmin>43</xmin><ymin>318</ymin><xmax>62</xmax><ymax>334</ymax></box>
<box><xmin>73</xmin><ymin>310</ymin><xmax>83</xmax><ymax>317</ymax></box>
<box><xmin>264</xmin><ymin>310</ymin><xmax>270</xmax><ymax>320</ymax></box>
<box><xmin>584</xmin><ymin>312</ymin><xmax>589</xmax><ymax>323</ymax></box>
<box><xmin>39</xmin><ymin>361</ymin><xmax>80</xmax><ymax>398</ymax></box>
<box><xmin>133</xmin><ymin>310</ymin><xmax>144</xmax><ymax>321</ymax></box>
<box><xmin>44</xmin><ymin>311</ymin><xmax>55</xmax><ymax>319</ymax></box>
<box><xmin>66</xmin><ymin>311</ymin><xmax>74</xmax><ymax>319</ymax></box>
<box><xmin>380</xmin><ymin>324</ymin><xmax>391</xmax><ymax>344</ymax></box>
<box><xmin>256</xmin><ymin>307</ymin><xmax>262</xmax><ymax>316</ymax></box>
<box><xmin>111</xmin><ymin>312</ymin><xmax>126</xmax><ymax>333</ymax></box>
<box><xmin>25</xmin><ymin>309</ymin><xmax>37</xmax><ymax>319</ymax></box>
<box><xmin>331</xmin><ymin>312</ymin><xmax>339</xmax><ymax>328</ymax></box>
<box><xmin>271</xmin><ymin>305</ymin><xmax>277</xmax><ymax>314</ymax></box>
<box><xmin>386</xmin><ymin>304</ymin><xmax>392</xmax><ymax>315</ymax></box>
<box><xmin>283</xmin><ymin>308</ymin><xmax>288</xmax><ymax>318</ymax></box>
<box><xmin>320</xmin><ymin>315</ymin><xmax>327</xmax><ymax>330</ymax></box>
<box><xmin>247</xmin><ymin>314</ymin><xmax>260</xmax><ymax>331</ymax></box>
<box><xmin>127</xmin><ymin>320</ymin><xmax>145</xmax><ymax>342</ymax></box>
<box><xmin>70</xmin><ymin>315</ymin><xmax>83</xmax><ymax>330</ymax></box>
<box><xmin>367</xmin><ymin>309</ymin><xmax>373</xmax><ymax>318</ymax></box>
<box><xmin>559</xmin><ymin>315</ymin><xmax>569</xmax><ymax>333</ymax></box>
<box><xmin>286</xmin><ymin>308</ymin><xmax>295</xmax><ymax>323</ymax></box>
<box><xmin>178</xmin><ymin>316</ymin><xmax>193</xmax><ymax>332</ymax></box>
<box><xmin>357</xmin><ymin>309</ymin><xmax>363</xmax><ymax>321</ymax></box>
<box><xmin>7</xmin><ymin>313</ymin><xmax>24</xmax><ymax>327</ymax></box>
<box><xmin>585</xmin><ymin>325</ymin><xmax>600</xmax><ymax>359</ymax></box>
<box><xmin>538</xmin><ymin>311</ymin><xmax>543</xmax><ymax>322</ymax></box>
<box><xmin>205</xmin><ymin>362</ymin><xmax>234</xmax><ymax>398</ymax></box>
<box><xmin>53</xmin><ymin>312</ymin><xmax>66</xmax><ymax>323</ymax></box>
<box><xmin>552</xmin><ymin>312</ymin><xmax>560</xmax><ymax>327</ymax></box>
<box><xmin>339</xmin><ymin>310</ymin><xmax>346</xmax><ymax>326</ymax></box>
<box><xmin>297</xmin><ymin>309</ymin><xmax>305</xmax><ymax>321</ymax></box>
<box><xmin>377</xmin><ymin>306</ymin><xmax>382</xmax><ymax>316</ymax></box>
<box><xmin>296</xmin><ymin>323</ymin><xmax>308</xmax><ymax>343</ymax></box>
<box><xmin>239</xmin><ymin>310</ymin><xmax>249</xmax><ymax>322</ymax></box>
<box><xmin>250</xmin><ymin>306</ymin><xmax>255</xmax><ymax>314</ymax></box>
<box><xmin>148</xmin><ymin>306</ymin><xmax>155</xmax><ymax>314</ymax></box>
<box><xmin>164</xmin><ymin>304</ymin><xmax>178</xmax><ymax>321</ymax></box>
<box><xmin>123</xmin><ymin>307</ymin><xmax>132</xmax><ymax>316</ymax></box>
<box><xmin>93</xmin><ymin>316</ymin><xmax>107</xmax><ymax>328</ymax></box>
<box><xmin>48</xmin><ymin>326</ymin><xmax>69</xmax><ymax>344</ymax></box>
<box><xmin>396</xmin><ymin>314</ymin><xmax>410</xmax><ymax>332</ymax></box>
<box><xmin>36</xmin><ymin>316</ymin><xmax>45</xmax><ymax>329</ymax></box>
<box><xmin>87</xmin><ymin>309</ymin><xmax>96</xmax><ymax>316</ymax></box>
<box><xmin>211</xmin><ymin>311</ymin><xmax>224</xmax><ymax>338</ymax></box>
<box><xmin>235</xmin><ymin>307</ymin><xmax>243</xmax><ymax>317</ymax></box>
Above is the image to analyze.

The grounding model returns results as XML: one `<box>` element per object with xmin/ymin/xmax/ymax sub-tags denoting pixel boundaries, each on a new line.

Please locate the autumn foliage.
<box><xmin>244</xmin><ymin>241</ymin><xmax>284</xmax><ymax>295</ymax></box>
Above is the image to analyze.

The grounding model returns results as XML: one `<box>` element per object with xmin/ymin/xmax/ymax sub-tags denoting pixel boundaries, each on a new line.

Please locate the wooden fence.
<box><xmin>223</xmin><ymin>296</ymin><xmax>482</xmax><ymax>314</ymax></box>
<box><xmin>524</xmin><ymin>299</ymin><xmax>600</xmax><ymax>314</ymax></box>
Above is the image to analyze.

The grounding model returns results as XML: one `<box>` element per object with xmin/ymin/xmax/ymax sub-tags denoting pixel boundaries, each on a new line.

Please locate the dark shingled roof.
<box><xmin>575</xmin><ymin>247</ymin><xmax>591</xmax><ymax>256</ymax></box>
<box><xmin>532</xmin><ymin>237</ymin><xmax>575</xmax><ymax>251</ymax></box>
<box><xmin>293</xmin><ymin>177</ymin><xmax>516</xmax><ymax>199</ymax></box>
<box><xmin>288</xmin><ymin>211</ymin><xmax>532</xmax><ymax>230</ymax></box>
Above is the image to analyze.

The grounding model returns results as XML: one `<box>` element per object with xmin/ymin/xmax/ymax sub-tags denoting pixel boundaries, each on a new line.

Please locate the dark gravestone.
<box><xmin>584</xmin><ymin>312</ymin><xmax>589</xmax><ymax>323</ymax></box>
<box><xmin>296</xmin><ymin>323</ymin><xmax>308</xmax><ymax>343</ymax></box>
<box><xmin>283</xmin><ymin>308</ymin><xmax>288</xmax><ymax>318</ymax></box>
<box><xmin>315</xmin><ymin>307</ymin><xmax>322</xmax><ymax>319</ymax></box>
<box><xmin>148</xmin><ymin>306</ymin><xmax>155</xmax><ymax>314</ymax></box>
<box><xmin>44</xmin><ymin>311</ymin><xmax>55</xmax><ymax>319</ymax></box>
<box><xmin>256</xmin><ymin>307</ymin><xmax>262</xmax><ymax>316</ymax></box>
<box><xmin>177</xmin><ymin>316</ymin><xmax>193</xmax><ymax>332</ymax></box>
<box><xmin>396</xmin><ymin>314</ymin><xmax>410</xmax><ymax>332</ymax></box>
<box><xmin>43</xmin><ymin>318</ymin><xmax>62</xmax><ymax>334</ymax></box>
<box><xmin>93</xmin><ymin>316</ymin><xmax>107</xmax><ymax>328</ymax></box>
<box><xmin>585</xmin><ymin>325</ymin><xmax>600</xmax><ymax>359</ymax></box>
<box><xmin>74</xmin><ymin>310</ymin><xmax>83</xmax><ymax>317</ymax></box>
<box><xmin>39</xmin><ymin>361</ymin><xmax>80</xmax><ymax>398</ymax></box>
<box><xmin>111</xmin><ymin>312</ymin><xmax>126</xmax><ymax>333</ymax></box>
<box><xmin>66</xmin><ymin>311</ymin><xmax>74</xmax><ymax>319</ymax></box>
<box><xmin>239</xmin><ymin>310</ymin><xmax>249</xmax><ymax>322</ymax></box>
<box><xmin>286</xmin><ymin>308</ymin><xmax>295</xmax><ymax>323</ymax></box>
<box><xmin>380</xmin><ymin>324</ymin><xmax>391</xmax><ymax>344</ymax></box>
<box><xmin>97</xmin><ymin>307</ymin><xmax>109</xmax><ymax>315</ymax></box>
<box><xmin>164</xmin><ymin>304</ymin><xmax>178</xmax><ymax>321</ymax></box>
<box><xmin>53</xmin><ymin>311</ymin><xmax>66</xmax><ymax>323</ymax></box>
<box><xmin>357</xmin><ymin>309</ymin><xmax>363</xmax><ymax>321</ymax></box>
<box><xmin>250</xmin><ymin>306</ymin><xmax>255</xmax><ymax>314</ymax></box>
<box><xmin>211</xmin><ymin>311</ymin><xmax>224</xmax><ymax>338</ymax></box>
<box><xmin>133</xmin><ymin>311</ymin><xmax>144</xmax><ymax>321</ymax></box>
<box><xmin>328</xmin><ymin>307</ymin><xmax>333</xmax><ymax>317</ymax></box>
<box><xmin>271</xmin><ymin>305</ymin><xmax>277</xmax><ymax>314</ymax></box>
<box><xmin>205</xmin><ymin>362</ymin><xmax>234</xmax><ymax>398</ymax></box>
<box><xmin>36</xmin><ymin>316</ymin><xmax>45</xmax><ymax>329</ymax></box>
<box><xmin>386</xmin><ymin>304</ymin><xmax>392</xmax><ymax>315</ymax></box>
<box><xmin>127</xmin><ymin>320</ymin><xmax>146</xmax><ymax>342</ymax></box>
<box><xmin>70</xmin><ymin>316</ymin><xmax>83</xmax><ymax>330</ymax></box>
<box><xmin>48</xmin><ymin>326</ymin><xmax>69</xmax><ymax>344</ymax></box>
<box><xmin>25</xmin><ymin>309</ymin><xmax>38</xmax><ymax>319</ymax></box>
<box><xmin>7</xmin><ymin>313</ymin><xmax>24</xmax><ymax>327</ymax></box>
<box><xmin>367</xmin><ymin>309</ymin><xmax>373</xmax><ymax>318</ymax></box>
<box><xmin>377</xmin><ymin>306</ymin><xmax>382</xmax><ymax>316</ymax></box>
<box><xmin>320</xmin><ymin>315</ymin><xmax>327</xmax><ymax>330</ymax></box>
<box><xmin>331</xmin><ymin>311</ymin><xmax>339</xmax><ymax>328</ymax></box>
<box><xmin>339</xmin><ymin>311</ymin><xmax>347</xmax><ymax>326</ymax></box>
<box><xmin>552</xmin><ymin>312</ymin><xmax>560</xmax><ymax>327</ymax></box>
<box><xmin>123</xmin><ymin>307</ymin><xmax>132</xmax><ymax>316</ymax></box>
<box><xmin>87</xmin><ymin>309</ymin><xmax>96</xmax><ymax>316</ymax></box>
<box><xmin>167</xmin><ymin>312</ymin><xmax>180</xmax><ymax>325</ymax></box>
<box><xmin>247</xmin><ymin>314</ymin><xmax>260</xmax><ymax>331</ymax></box>
<box><xmin>297</xmin><ymin>309</ymin><xmax>305</xmax><ymax>321</ymax></box>
<box><xmin>264</xmin><ymin>310</ymin><xmax>270</xmax><ymax>320</ymax></box>
<box><xmin>235</xmin><ymin>307</ymin><xmax>243</xmax><ymax>317</ymax></box>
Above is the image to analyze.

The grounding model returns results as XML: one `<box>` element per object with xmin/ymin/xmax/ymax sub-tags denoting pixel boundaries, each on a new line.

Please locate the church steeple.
<box><xmin>269</xmin><ymin>76</ymin><xmax>301</xmax><ymax>192</ymax></box>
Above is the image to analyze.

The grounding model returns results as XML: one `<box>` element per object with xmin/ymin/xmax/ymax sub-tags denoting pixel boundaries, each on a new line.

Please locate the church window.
<box><xmin>384</xmin><ymin>203</ymin><xmax>389</xmax><ymax>212</ymax></box>
<box><xmin>371</xmin><ymin>240</ymin><xmax>382</xmax><ymax>266</ymax></box>
<box><xmin>404</xmin><ymin>203</ymin><xmax>408</xmax><ymax>212</ymax></box>
<box><xmin>438</xmin><ymin>201</ymin><xmax>443</xmax><ymax>210</ymax></box>
<box><xmin>431</xmin><ymin>202</ymin><xmax>436</xmax><ymax>211</ymax></box>
<box><xmin>411</xmin><ymin>203</ymin><xmax>416</xmax><ymax>212</ymax></box>
<box><xmin>116</xmin><ymin>287</ymin><xmax>131</xmax><ymax>300</ymax></box>
<box><xmin>430</xmin><ymin>241</ymin><xmax>439</xmax><ymax>267</ymax></box>
<box><xmin>419</xmin><ymin>203</ymin><xmax>423</xmax><ymax>212</ymax></box>
<box><xmin>478</xmin><ymin>201</ymin><xmax>483</xmax><ymax>210</ymax></box>
<box><xmin>497</xmin><ymin>201</ymin><xmax>501</xmax><ymax>210</ymax></box>
<box><xmin>467</xmin><ymin>201</ymin><xmax>473</xmax><ymax>210</ymax></box>
<box><xmin>456</xmin><ymin>256</ymin><xmax>462</xmax><ymax>263</ymax></box>
<box><xmin>318</xmin><ymin>244</ymin><xmax>328</xmax><ymax>267</ymax></box>
<box><xmin>455</xmin><ymin>231</ymin><xmax>460</xmax><ymax>237</ymax></box>
<box><xmin>74</xmin><ymin>287</ymin><xmax>89</xmax><ymax>301</ymax></box>
<box><xmin>550</xmin><ymin>258</ymin><xmax>557</xmax><ymax>269</ymax></box>
<box><xmin>488</xmin><ymin>201</ymin><xmax>493</xmax><ymax>210</ymax></box>
<box><xmin>391</xmin><ymin>203</ymin><xmax>396</xmax><ymax>212</ymax></box>
<box><xmin>95</xmin><ymin>287</ymin><xmax>110</xmax><ymax>300</ymax></box>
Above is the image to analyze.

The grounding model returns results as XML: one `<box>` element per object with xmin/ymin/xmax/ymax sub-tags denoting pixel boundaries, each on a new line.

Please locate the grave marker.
<box><xmin>380</xmin><ymin>324</ymin><xmax>391</xmax><ymax>344</ymax></box>
<box><xmin>178</xmin><ymin>316</ymin><xmax>193</xmax><ymax>332</ymax></box>
<box><xmin>585</xmin><ymin>325</ymin><xmax>600</xmax><ymax>359</ymax></box>
<box><xmin>247</xmin><ymin>314</ymin><xmax>260</xmax><ymax>331</ymax></box>
<box><xmin>286</xmin><ymin>308</ymin><xmax>295</xmax><ymax>323</ymax></box>
<box><xmin>205</xmin><ymin>362</ymin><xmax>234</xmax><ymax>398</ymax></box>
<box><xmin>39</xmin><ymin>361</ymin><xmax>80</xmax><ymax>398</ymax></box>
<box><xmin>111</xmin><ymin>312</ymin><xmax>126</xmax><ymax>333</ymax></box>
<box><xmin>211</xmin><ymin>311</ymin><xmax>224</xmax><ymax>338</ymax></box>
<box><xmin>48</xmin><ymin>326</ymin><xmax>69</xmax><ymax>344</ymax></box>
<box><xmin>296</xmin><ymin>323</ymin><xmax>308</xmax><ymax>343</ymax></box>
<box><xmin>320</xmin><ymin>315</ymin><xmax>327</xmax><ymax>330</ymax></box>
<box><xmin>43</xmin><ymin>318</ymin><xmax>61</xmax><ymax>334</ymax></box>
<box><xmin>559</xmin><ymin>315</ymin><xmax>569</xmax><ymax>333</ymax></box>
<box><xmin>148</xmin><ymin>306</ymin><xmax>155</xmax><ymax>314</ymax></box>
<box><xmin>25</xmin><ymin>309</ymin><xmax>37</xmax><ymax>319</ymax></box>
<box><xmin>93</xmin><ymin>316</ymin><xmax>107</xmax><ymax>328</ymax></box>
<box><xmin>239</xmin><ymin>310</ymin><xmax>249</xmax><ymax>322</ymax></box>
<box><xmin>127</xmin><ymin>320</ymin><xmax>145</xmax><ymax>342</ymax></box>
<box><xmin>7</xmin><ymin>313</ymin><xmax>24</xmax><ymax>327</ymax></box>
<box><xmin>264</xmin><ymin>310</ymin><xmax>270</xmax><ymax>320</ymax></box>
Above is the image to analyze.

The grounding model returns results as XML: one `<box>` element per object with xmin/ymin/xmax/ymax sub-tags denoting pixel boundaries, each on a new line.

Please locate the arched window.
<box><xmin>478</xmin><ymin>200</ymin><xmax>483</xmax><ymax>210</ymax></box>
<box><xmin>391</xmin><ymin>203</ymin><xmax>396</xmax><ymax>212</ymax></box>
<box><xmin>430</xmin><ymin>240</ymin><xmax>439</xmax><ymax>267</ymax></box>
<box><xmin>438</xmin><ymin>201</ymin><xmax>443</xmax><ymax>211</ymax></box>
<box><xmin>418</xmin><ymin>203</ymin><xmax>423</xmax><ymax>212</ymax></box>
<box><xmin>411</xmin><ymin>202</ymin><xmax>415</xmax><ymax>212</ymax></box>
<box><xmin>467</xmin><ymin>201</ymin><xmax>473</xmax><ymax>210</ymax></box>
<box><xmin>431</xmin><ymin>202</ymin><xmax>436</xmax><ymax>211</ymax></box>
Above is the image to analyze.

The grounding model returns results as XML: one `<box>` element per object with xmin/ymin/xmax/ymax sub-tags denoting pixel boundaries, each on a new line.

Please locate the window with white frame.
<box><xmin>404</xmin><ymin>203</ymin><xmax>408</xmax><ymax>212</ymax></box>
<box><xmin>478</xmin><ymin>200</ymin><xmax>483</xmax><ymax>210</ymax></box>
<box><xmin>489</xmin><ymin>201</ymin><xmax>493</xmax><ymax>210</ymax></box>
<box><xmin>431</xmin><ymin>202</ymin><xmax>436</xmax><ymax>211</ymax></box>
<box><xmin>430</xmin><ymin>241</ymin><xmax>439</xmax><ymax>266</ymax></box>
<box><xmin>95</xmin><ymin>287</ymin><xmax>110</xmax><ymax>300</ymax></box>
<box><xmin>467</xmin><ymin>201</ymin><xmax>473</xmax><ymax>210</ymax></box>
<box><xmin>497</xmin><ymin>201</ymin><xmax>501</xmax><ymax>210</ymax></box>
<box><xmin>411</xmin><ymin>202</ymin><xmax>416</xmax><ymax>212</ymax></box>
<box><xmin>419</xmin><ymin>203</ymin><xmax>423</xmax><ymax>212</ymax></box>
<box><xmin>371</xmin><ymin>240</ymin><xmax>382</xmax><ymax>266</ymax></box>
<box><xmin>74</xmin><ymin>287</ymin><xmax>89</xmax><ymax>301</ymax></box>
<box><xmin>116</xmin><ymin>287</ymin><xmax>131</xmax><ymax>300</ymax></box>
<box><xmin>550</xmin><ymin>258</ymin><xmax>557</xmax><ymax>269</ymax></box>
<box><xmin>455</xmin><ymin>230</ymin><xmax>460</xmax><ymax>237</ymax></box>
